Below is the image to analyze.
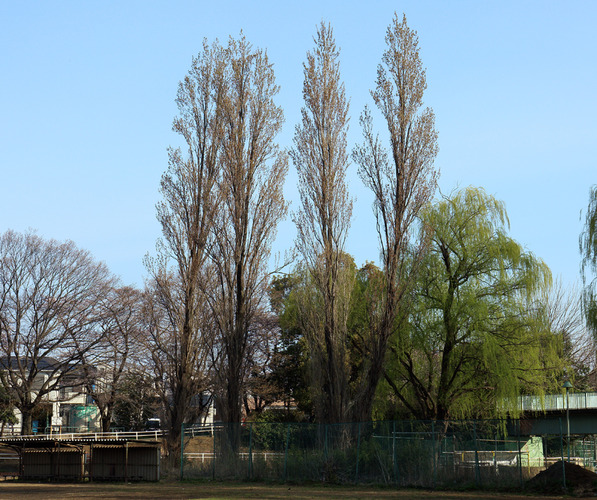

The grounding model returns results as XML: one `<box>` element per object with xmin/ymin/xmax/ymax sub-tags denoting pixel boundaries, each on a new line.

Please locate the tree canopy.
<box><xmin>382</xmin><ymin>187</ymin><xmax>561</xmax><ymax>420</ymax></box>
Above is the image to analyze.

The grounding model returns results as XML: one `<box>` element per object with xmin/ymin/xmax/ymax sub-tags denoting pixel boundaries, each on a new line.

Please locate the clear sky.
<box><xmin>1</xmin><ymin>1</ymin><xmax>595</xmax><ymax>289</ymax></box>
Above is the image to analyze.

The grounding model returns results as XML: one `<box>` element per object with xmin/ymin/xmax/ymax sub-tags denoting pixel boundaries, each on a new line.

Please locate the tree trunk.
<box><xmin>165</xmin><ymin>379</ymin><xmax>189</xmax><ymax>470</ymax></box>
<box><xmin>100</xmin><ymin>408</ymin><xmax>112</xmax><ymax>433</ymax></box>
<box><xmin>20</xmin><ymin>409</ymin><xmax>33</xmax><ymax>436</ymax></box>
<box><xmin>165</xmin><ymin>425</ymin><xmax>182</xmax><ymax>471</ymax></box>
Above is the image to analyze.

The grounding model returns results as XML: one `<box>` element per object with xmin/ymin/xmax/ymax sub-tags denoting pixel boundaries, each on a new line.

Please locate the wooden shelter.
<box><xmin>0</xmin><ymin>437</ymin><xmax>160</xmax><ymax>481</ymax></box>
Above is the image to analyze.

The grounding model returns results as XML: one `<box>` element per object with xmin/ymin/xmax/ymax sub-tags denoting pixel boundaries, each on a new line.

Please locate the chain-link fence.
<box><xmin>179</xmin><ymin>419</ymin><xmax>582</xmax><ymax>489</ymax></box>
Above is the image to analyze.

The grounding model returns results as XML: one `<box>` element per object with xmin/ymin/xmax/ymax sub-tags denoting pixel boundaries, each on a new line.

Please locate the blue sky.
<box><xmin>1</xmin><ymin>1</ymin><xmax>595</xmax><ymax>289</ymax></box>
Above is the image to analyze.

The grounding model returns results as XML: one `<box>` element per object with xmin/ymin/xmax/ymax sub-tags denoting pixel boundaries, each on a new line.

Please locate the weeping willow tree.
<box><xmin>382</xmin><ymin>187</ymin><xmax>563</xmax><ymax>420</ymax></box>
<box><xmin>580</xmin><ymin>186</ymin><xmax>597</xmax><ymax>339</ymax></box>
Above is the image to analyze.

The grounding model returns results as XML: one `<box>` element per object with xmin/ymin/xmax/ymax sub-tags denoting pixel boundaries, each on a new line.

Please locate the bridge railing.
<box><xmin>519</xmin><ymin>392</ymin><xmax>597</xmax><ymax>412</ymax></box>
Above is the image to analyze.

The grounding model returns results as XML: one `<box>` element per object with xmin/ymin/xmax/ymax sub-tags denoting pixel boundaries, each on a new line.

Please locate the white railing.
<box><xmin>183</xmin><ymin>452</ymin><xmax>283</xmax><ymax>462</ymax></box>
<box><xmin>0</xmin><ymin>422</ymin><xmax>222</xmax><ymax>441</ymax></box>
<box><xmin>182</xmin><ymin>423</ymin><xmax>221</xmax><ymax>437</ymax></box>
<box><xmin>0</xmin><ymin>429</ymin><xmax>166</xmax><ymax>442</ymax></box>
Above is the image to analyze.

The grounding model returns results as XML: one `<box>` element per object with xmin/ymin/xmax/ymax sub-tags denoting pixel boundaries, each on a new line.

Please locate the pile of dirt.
<box><xmin>527</xmin><ymin>460</ymin><xmax>597</xmax><ymax>495</ymax></box>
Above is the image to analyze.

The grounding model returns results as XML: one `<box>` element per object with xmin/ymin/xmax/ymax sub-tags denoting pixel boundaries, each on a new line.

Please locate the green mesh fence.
<box><xmin>179</xmin><ymin>419</ymin><xmax>580</xmax><ymax>490</ymax></box>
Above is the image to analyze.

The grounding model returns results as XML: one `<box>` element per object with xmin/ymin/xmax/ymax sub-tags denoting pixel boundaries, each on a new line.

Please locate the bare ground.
<box><xmin>0</xmin><ymin>481</ymin><xmax>571</xmax><ymax>500</ymax></box>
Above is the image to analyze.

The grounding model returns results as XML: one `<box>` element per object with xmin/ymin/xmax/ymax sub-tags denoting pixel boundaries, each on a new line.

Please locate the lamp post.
<box><xmin>563</xmin><ymin>380</ymin><xmax>572</xmax><ymax>462</ymax></box>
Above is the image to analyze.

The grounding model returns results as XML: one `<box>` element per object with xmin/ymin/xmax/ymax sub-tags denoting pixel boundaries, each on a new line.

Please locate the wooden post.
<box><xmin>89</xmin><ymin>443</ymin><xmax>94</xmax><ymax>481</ymax></box>
<box><xmin>125</xmin><ymin>442</ymin><xmax>129</xmax><ymax>482</ymax></box>
<box><xmin>56</xmin><ymin>442</ymin><xmax>60</xmax><ymax>480</ymax></box>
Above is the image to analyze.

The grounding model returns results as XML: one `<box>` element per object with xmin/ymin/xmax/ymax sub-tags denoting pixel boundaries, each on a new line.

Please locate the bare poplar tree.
<box><xmin>145</xmin><ymin>39</ymin><xmax>225</xmax><ymax>458</ymax></box>
<box><xmin>208</xmin><ymin>35</ymin><xmax>288</xmax><ymax>429</ymax></box>
<box><xmin>351</xmin><ymin>13</ymin><xmax>439</xmax><ymax>421</ymax></box>
<box><xmin>0</xmin><ymin>230</ymin><xmax>113</xmax><ymax>434</ymax></box>
<box><xmin>290</xmin><ymin>23</ymin><xmax>353</xmax><ymax>423</ymax></box>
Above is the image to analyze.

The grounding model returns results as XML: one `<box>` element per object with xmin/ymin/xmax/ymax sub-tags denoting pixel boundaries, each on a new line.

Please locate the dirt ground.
<box><xmin>0</xmin><ymin>481</ymin><xmax>572</xmax><ymax>500</ymax></box>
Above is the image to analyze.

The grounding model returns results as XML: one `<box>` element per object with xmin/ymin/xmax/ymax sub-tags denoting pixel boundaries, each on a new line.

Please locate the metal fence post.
<box><xmin>432</xmin><ymin>420</ymin><xmax>436</xmax><ymax>488</ymax></box>
<box><xmin>516</xmin><ymin>427</ymin><xmax>522</xmax><ymax>487</ymax></box>
<box><xmin>248</xmin><ymin>422</ymin><xmax>253</xmax><ymax>480</ymax></box>
<box><xmin>473</xmin><ymin>420</ymin><xmax>480</xmax><ymax>487</ymax></box>
<box><xmin>324</xmin><ymin>423</ymin><xmax>328</xmax><ymax>461</ymax></box>
<box><xmin>212</xmin><ymin>423</ymin><xmax>216</xmax><ymax>480</ymax></box>
<box><xmin>355</xmin><ymin>422</ymin><xmax>361</xmax><ymax>483</ymax></box>
<box><xmin>284</xmin><ymin>423</ymin><xmax>290</xmax><ymax>481</ymax></box>
<box><xmin>393</xmin><ymin>420</ymin><xmax>398</xmax><ymax>485</ymax></box>
<box><xmin>180</xmin><ymin>423</ymin><xmax>185</xmax><ymax>481</ymax></box>
<box><xmin>494</xmin><ymin>425</ymin><xmax>498</xmax><ymax>474</ymax></box>
<box><xmin>559</xmin><ymin>418</ymin><xmax>566</xmax><ymax>490</ymax></box>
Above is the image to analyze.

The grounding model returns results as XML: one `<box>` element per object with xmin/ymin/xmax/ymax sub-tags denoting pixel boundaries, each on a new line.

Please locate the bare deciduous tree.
<box><xmin>351</xmin><ymin>13</ymin><xmax>439</xmax><ymax>421</ymax></box>
<box><xmin>77</xmin><ymin>286</ymin><xmax>144</xmax><ymax>432</ymax></box>
<box><xmin>0</xmin><ymin>230</ymin><xmax>113</xmax><ymax>434</ymax></box>
<box><xmin>242</xmin><ymin>311</ymin><xmax>284</xmax><ymax>415</ymax></box>
<box><xmin>209</xmin><ymin>35</ymin><xmax>288</xmax><ymax>430</ymax></box>
<box><xmin>543</xmin><ymin>280</ymin><xmax>595</xmax><ymax>388</ymax></box>
<box><xmin>290</xmin><ymin>22</ymin><xmax>353</xmax><ymax>424</ymax></box>
<box><xmin>145</xmin><ymin>39</ymin><xmax>225</xmax><ymax>457</ymax></box>
<box><xmin>142</xmin><ymin>274</ymin><xmax>214</xmax><ymax>433</ymax></box>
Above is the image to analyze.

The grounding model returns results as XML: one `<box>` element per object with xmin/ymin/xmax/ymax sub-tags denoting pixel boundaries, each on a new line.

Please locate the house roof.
<box><xmin>0</xmin><ymin>356</ymin><xmax>63</xmax><ymax>372</ymax></box>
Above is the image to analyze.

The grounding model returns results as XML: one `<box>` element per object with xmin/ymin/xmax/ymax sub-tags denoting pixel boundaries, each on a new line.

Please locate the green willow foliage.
<box><xmin>382</xmin><ymin>187</ymin><xmax>563</xmax><ymax>420</ymax></box>
<box><xmin>274</xmin><ymin>188</ymin><xmax>565</xmax><ymax>422</ymax></box>
<box><xmin>272</xmin><ymin>188</ymin><xmax>566</xmax><ymax>420</ymax></box>
<box><xmin>580</xmin><ymin>186</ymin><xmax>597</xmax><ymax>337</ymax></box>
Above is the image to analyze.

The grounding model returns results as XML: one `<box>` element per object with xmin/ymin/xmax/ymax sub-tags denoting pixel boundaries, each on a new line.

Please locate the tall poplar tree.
<box><xmin>145</xmin><ymin>39</ymin><xmax>226</xmax><ymax>459</ymax></box>
<box><xmin>351</xmin><ymin>13</ymin><xmax>439</xmax><ymax>421</ymax></box>
<box><xmin>291</xmin><ymin>22</ymin><xmax>353</xmax><ymax>424</ymax></box>
<box><xmin>208</xmin><ymin>35</ymin><xmax>288</xmax><ymax>431</ymax></box>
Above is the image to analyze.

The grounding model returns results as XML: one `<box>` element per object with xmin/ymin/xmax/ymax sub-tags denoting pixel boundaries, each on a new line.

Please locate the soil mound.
<box><xmin>527</xmin><ymin>460</ymin><xmax>597</xmax><ymax>495</ymax></box>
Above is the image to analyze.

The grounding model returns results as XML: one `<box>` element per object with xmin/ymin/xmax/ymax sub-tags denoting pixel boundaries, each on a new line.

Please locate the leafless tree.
<box><xmin>77</xmin><ymin>286</ymin><xmax>144</xmax><ymax>432</ymax></box>
<box><xmin>351</xmin><ymin>13</ymin><xmax>439</xmax><ymax>421</ymax></box>
<box><xmin>208</xmin><ymin>34</ymin><xmax>288</xmax><ymax>431</ymax></box>
<box><xmin>145</xmin><ymin>39</ymin><xmax>225</xmax><ymax>457</ymax></box>
<box><xmin>290</xmin><ymin>22</ymin><xmax>353</xmax><ymax>424</ymax></box>
<box><xmin>0</xmin><ymin>230</ymin><xmax>113</xmax><ymax>434</ymax></box>
<box><xmin>242</xmin><ymin>311</ymin><xmax>284</xmax><ymax>415</ymax></box>
<box><xmin>543</xmin><ymin>280</ymin><xmax>596</xmax><ymax>388</ymax></box>
<box><xmin>141</xmin><ymin>274</ymin><xmax>214</xmax><ymax>434</ymax></box>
